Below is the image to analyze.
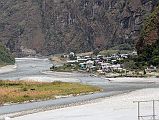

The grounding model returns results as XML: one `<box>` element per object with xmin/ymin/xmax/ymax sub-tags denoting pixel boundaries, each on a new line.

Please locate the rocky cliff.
<box><xmin>0</xmin><ymin>0</ymin><xmax>158</xmax><ymax>56</ymax></box>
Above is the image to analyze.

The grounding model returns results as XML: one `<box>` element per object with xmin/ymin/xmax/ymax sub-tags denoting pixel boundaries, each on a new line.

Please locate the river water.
<box><xmin>0</xmin><ymin>58</ymin><xmax>52</xmax><ymax>80</ymax></box>
<box><xmin>0</xmin><ymin>58</ymin><xmax>109</xmax><ymax>86</ymax></box>
<box><xmin>0</xmin><ymin>58</ymin><xmax>159</xmax><ymax>116</ymax></box>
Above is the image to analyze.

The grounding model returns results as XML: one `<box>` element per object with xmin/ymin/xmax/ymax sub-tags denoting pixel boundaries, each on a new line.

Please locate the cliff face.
<box><xmin>0</xmin><ymin>0</ymin><xmax>158</xmax><ymax>56</ymax></box>
<box><xmin>0</xmin><ymin>0</ymin><xmax>45</xmax><ymax>56</ymax></box>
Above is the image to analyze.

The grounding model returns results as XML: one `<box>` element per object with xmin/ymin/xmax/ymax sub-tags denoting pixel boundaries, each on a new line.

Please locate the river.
<box><xmin>0</xmin><ymin>58</ymin><xmax>52</xmax><ymax>80</ymax></box>
<box><xmin>0</xmin><ymin>58</ymin><xmax>159</xmax><ymax>116</ymax></box>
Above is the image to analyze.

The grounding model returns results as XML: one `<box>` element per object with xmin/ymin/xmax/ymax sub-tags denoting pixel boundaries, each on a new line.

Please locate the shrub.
<box><xmin>0</xmin><ymin>43</ymin><xmax>15</xmax><ymax>65</ymax></box>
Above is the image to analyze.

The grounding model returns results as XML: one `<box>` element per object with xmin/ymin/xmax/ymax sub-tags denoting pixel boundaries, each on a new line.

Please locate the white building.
<box><xmin>86</xmin><ymin>60</ymin><xmax>94</xmax><ymax>68</ymax></box>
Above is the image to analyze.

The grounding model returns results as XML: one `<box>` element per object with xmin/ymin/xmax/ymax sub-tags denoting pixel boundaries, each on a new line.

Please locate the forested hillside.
<box><xmin>136</xmin><ymin>5</ymin><xmax>159</xmax><ymax>66</ymax></box>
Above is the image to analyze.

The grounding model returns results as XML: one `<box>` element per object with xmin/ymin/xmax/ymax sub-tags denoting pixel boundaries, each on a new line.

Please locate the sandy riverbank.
<box><xmin>20</xmin><ymin>71</ymin><xmax>159</xmax><ymax>83</ymax></box>
<box><xmin>19</xmin><ymin>76</ymin><xmax>80</xmax><ymax>82</ymax></box>
<box><xmin>8</xmin><ymin>88</ymin><xmax>159</xmax><ymax>120</ymax></box>
<box><xmin>109</xmin><ymin>77</ymin><xmax>159</xmax><ymax>83</ymax></box>
<box><xmin>0</xmin><ymin>65</ymin><xmax>17</xmax><ymax>74</ymax></box>
<box><xmin>43</xmin><ymin>70</ymin><xmax>159</xmax><ymax>83</ymax></box>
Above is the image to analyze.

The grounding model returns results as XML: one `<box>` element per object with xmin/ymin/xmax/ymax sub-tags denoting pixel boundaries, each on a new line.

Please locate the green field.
<box><xmin>0</xmin><ymin>80</ymin><xmax>101</xmax><ymax>105</ymax></box>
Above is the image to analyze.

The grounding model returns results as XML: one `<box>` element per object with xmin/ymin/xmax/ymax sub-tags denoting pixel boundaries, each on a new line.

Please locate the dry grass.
<box><xmin>76</xmin><ymin>52</ymin><xmax>93</xmax><ymax>56</ymax></box>
<box><xmin>50</xmin><ymin>55</ymin><xmax>67</xmax><ymax>65</ymax></box>
<box><xmin>0</xmin><ymin>80</ymin><xmax>101</xmax><ymax>105</ymax></box>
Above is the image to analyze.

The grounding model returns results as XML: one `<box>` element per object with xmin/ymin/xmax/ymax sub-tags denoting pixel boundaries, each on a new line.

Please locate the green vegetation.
<box><xmin>50</xmin><ymin>64</ymin><xmax>80</xmax><ymax>72</ymax></box>
<box><xmin>141</xmin><ymin>5</ymin><xmax>159</xmax><ymax>38</ymax></box>
<box><xmin>0</xmin><ymin>43</ymin><xmax>15</xmax><ymax>66</ymax></box>
<box><xmin>0</xmin><ymin>80</ymin><xmax>101</xmax><ymax>105</ymax></box>
<box><xmin>123</xmin><ymin>59</ymin><xmax>139</xmax><ymax>70</ymax></box>
<box><xmin>136</xmin><ymin>5</ymin><xmax>159</xmax><ymax>67</ymax></box>
<box><xmin>99</xmin><ymin>49</ymin><xmax>132</xmax><ymax>56</ymax></box>
<box><xmin>136</xmin><ymin>41</ymin><xmax>159</xmax><ymax>66</ymax></box>
<box><xmin>111</xmin><ymin>43</ymin><xmax>134</xmax><ymax>51</ymax></box>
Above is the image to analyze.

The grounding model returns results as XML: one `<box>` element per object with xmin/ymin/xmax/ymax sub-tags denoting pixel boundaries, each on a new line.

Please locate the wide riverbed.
<box><xmin>0</xmin><ymin>58</ymin><xmax>159</xmax><ymax>117</ymax></box>
<box><xmin>0</xmin><ymin>58</ymin><xmax>52</xmax><ymax>80</ymax></box>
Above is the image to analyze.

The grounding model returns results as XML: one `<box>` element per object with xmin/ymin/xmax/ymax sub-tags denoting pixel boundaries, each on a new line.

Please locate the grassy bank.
<box><xmin>51</xmin><ymin>64</ymin><xmax>80</xmax><ymax>72</ymax></box>
<box><xmin>0</xmin><ymin>80</ymin><xmax>101</xmax><ymax>105</ymax></box>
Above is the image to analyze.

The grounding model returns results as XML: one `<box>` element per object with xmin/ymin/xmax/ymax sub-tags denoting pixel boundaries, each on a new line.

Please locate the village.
<box><xmin>50</xmin><ymin>51</ymin><xmax>159</xmax><ymax>78</ymax></box>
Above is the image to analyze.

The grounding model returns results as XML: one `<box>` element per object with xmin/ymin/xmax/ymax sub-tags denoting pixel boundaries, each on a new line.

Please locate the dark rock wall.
<box><xmin>0</xmin><ymin>0</ymin><xmax>158</xmax><ymax>56</ymax></box>
<box><xmin>0</xmin><ymin>0</ymin><xmax>45</xmax><ymax>56</ymax></box>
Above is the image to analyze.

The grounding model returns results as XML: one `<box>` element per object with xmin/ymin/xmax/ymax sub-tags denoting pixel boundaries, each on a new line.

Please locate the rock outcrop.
<box><xmin>0</xmin><ymin>0</ymin><xmax>158</xmax><ymax>56</ymax></box>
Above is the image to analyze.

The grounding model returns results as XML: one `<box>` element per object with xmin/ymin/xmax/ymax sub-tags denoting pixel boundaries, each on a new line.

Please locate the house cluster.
<box><xmin>66</xmin><ymin>52</ymin><xmax>136</xmax><ymax>73</ymax></box>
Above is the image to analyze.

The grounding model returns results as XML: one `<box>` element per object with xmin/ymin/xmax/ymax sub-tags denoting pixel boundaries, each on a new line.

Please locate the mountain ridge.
<box><xmin>0</xmin><ymin>0</ymin><xmax>158</xmax><ymax>56</ymax></box>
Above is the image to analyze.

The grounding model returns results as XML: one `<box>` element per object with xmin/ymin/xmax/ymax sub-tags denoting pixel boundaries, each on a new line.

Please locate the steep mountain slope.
<box><xmin>136</xmin><ymin>5</ymin><xmax>159</xmax><ymax>66</ymax></box>
<box><xmin>0</xmin><ymin>0</ymin><xmax>45</xmax><ymax>56</ymax></box>
<box><xmin>0</xmin><ymin>0</ymin><xmax>158</xmax><ymax>56</ymax></box>
<box><xmin>137</xmin><ymin>5</ymin><xmax>159</xmax><ymax>52</ymax></box>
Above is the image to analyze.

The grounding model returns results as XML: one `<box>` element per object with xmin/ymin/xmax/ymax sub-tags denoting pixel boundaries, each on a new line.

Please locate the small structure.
<box><xmin>111</xmin><ymin>60</ymin><xmax>117</xmax><ymax>64</ymax></box>
<box><xmin>86</xmin><ymin>60</ymin><xmax>94</xmax><ymax>68</ymax></box>
<box><xmin>67</xmin><ymin>60</ymin><xmax>78</xmax><ymax>65</ymax></box>
<box><xmin>69</xmin><ymin>52</ymin><xmax>76</xmax><ymax>60</ymax></box>
<box><xmin>101</xmin><ymin>63</ymin><xmax>112</xmax><ymax>72</ymax></box>
<box><xmin>69</xmin><ymin>52</ymin><xmax>75</xmax><ymax>56</ymax></box>
<box><xmin>77</xmin><ymin>58</ymin><xmax>87</xmax><ymax>63</ymax></box>
<box><xmin>101</xmin><ymin>63</ymin><xmax>123</xmax><ymax>72</ymax></box>
<box><xmin>97</xmin><ymin>55</ymin><xmax>103</xmax><ymax>59</ymax></box>
<box><xmin>79</xmin><ymin>62</ymin><xmax>86</xmax><ymax>70</ymax></box>
<box><xmin>84</xmin><ymin>56</ymin><xmax>92</xmax><ymax>61</ymax></box>
<box><xmin>145</xmin><ymin>65</ymin><xmax>157</xmax><ymax>73</ymax></box>
<box><xmin>132</xmin><ymin>51</ymin><xmax>138</xmax><ymax>56</ymax></box>
<box><xmin>120</xmin><ymin>54</ymin><xmax>128</xmax><ymax>59</ymax></box>
<box><xmin>111</xmin><ymin>64</ymin><xmax>124</xmax><ymax>72</ymax></box>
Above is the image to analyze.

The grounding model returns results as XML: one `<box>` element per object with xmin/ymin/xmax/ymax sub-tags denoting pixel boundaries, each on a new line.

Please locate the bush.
<box><xmin>22</xmin><ymin>87</ymin><xmax>28</xmax><ymax>91</ymax></box>
<box><xmin>0</xmin><ymin>43</ymin><xmax>15</xmax><ymax>65</ymax></box>
<box><xmin>112</xmin><ymin>43</ymin><xmax>133</xmax><ymax>50</ymax></box>
<box><xmin>151</xmin><ymin>56</ymin><xmax>159</xmax><ymax>66</ymax></box>
<box><xmin>123</xmin><ymin>60</ymin><xmax>138</xmax><ymax>70</ymax></box>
